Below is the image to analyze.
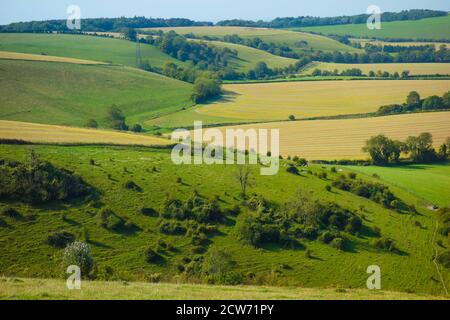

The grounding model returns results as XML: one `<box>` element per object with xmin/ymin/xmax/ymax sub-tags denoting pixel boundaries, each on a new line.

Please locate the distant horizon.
<box><xmin>1</xmin><ymin>0</ymin><xmax>449</xmax><ymax>25</ymax></box>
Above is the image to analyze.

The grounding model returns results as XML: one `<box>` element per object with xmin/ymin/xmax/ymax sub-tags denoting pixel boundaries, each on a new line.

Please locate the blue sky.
<box><xmin>1</xmin><ymin>0</ymin><xmax>449</xmax><ymax>25</ymax></box>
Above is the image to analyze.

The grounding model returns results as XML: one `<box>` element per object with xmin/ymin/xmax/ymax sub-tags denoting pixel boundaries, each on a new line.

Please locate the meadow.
<box><xmin>193</xmin><ymin>80</ymin><xmax>450</xmax><ymax>123</ymax></box>
<box><xmin>1</xmin><ymin>278</ymin><xmax>445</xmax><ymax>300</ymax></box>
<box><xmin>301</xmin><ymin>62</ymin><xmax>450</xmax><ymax>76</ymax></box>
<box><xmin>147</xmin><ymin>26</ymin><xmax>361</xmax><ymax>53</ymax></box>
<box><xmin>0</xmin><ymin>59</ymin><xmax>193</xmax><ymax>128</ymax></box>
<box><xmin>0</xmin><ymin>120</ymin><xmax>171</xmax><ymax>146</ymax></box>
<box><xmin>0</xmin><ymin>33</ymin><xmax>186</xmax><ymax>69</ymax></box>
<box><xmin>0</xmin><ymin>51</ymin><xmax>106</xmax><ymax>65</ymax></box>
<box><xmin>0</xmin><ymin>144</ymin><xmax>448</xmax><ymax>296</ymax></box>
<box><xmin>218</xmin><ymin>112</ymin><xmax>450</xmax><ymax>159</ymax></box>
<box><xmin>296</xmin><ymin>15</ymin><xmax>450</xmax><ymax>41</ymax></box>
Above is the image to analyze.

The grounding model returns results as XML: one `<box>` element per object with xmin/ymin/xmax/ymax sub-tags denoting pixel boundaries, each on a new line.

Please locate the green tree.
<box><xmin>405</xmin><ymin>132</ymin><xmax>437</xmax><ymax>163</ymax></box>
<box><xmin>362</xmin><ymin>135</ymin><xmax>401</xmax><ymax>165</ymax></box>
<box><xmin>192</xmin><ymin>74</ymin><xmax>222</xmax><ymax>103</ymax></box>
<box><xmin>422</xmin><ymin>95</ymin><xmax>444</xmax><ymax>110</ymax></box>
<box><xmin>406</xmin><ymin>91</ymin><xmax>421</xmax><ymax>107</ymax></box>
<box><xmin>442</xmin><ymin>91</ymin><xmax>450</xmax><ymax>108</ymax></box>
<box><xmin>62</xmin><ymin>241</ymin><xmax>94</xmax><ymax>278</ymax></box>
<box><xmin>124</xmin><ymin>28</ymin><xmax>137</xmax><ymax>41</ymax></box>
<box><xmin>84</xmin><ymin>119</ymin><xmax>98</xmax><ymax>129</ymax></box>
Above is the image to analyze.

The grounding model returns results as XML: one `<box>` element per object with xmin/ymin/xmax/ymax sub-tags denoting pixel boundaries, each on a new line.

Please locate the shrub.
<box><xmin>62</xmin><ymin>241</ymin><xmax>94</xmax><ymax>278</ymax></box>
<box><xmin>330</xmin><ymin>238</ymin><xmax>345</xmax><ymax>251</ymax></box>
<box><xmin>288</xmin><ymin>115</ymin><xmax>296</xmax><ymax>121</ymax></box>
<box><xmin>131</xmin><ymin>124</ymin><xmax>143</xmax><ymax>133</ymax></box>
<box><xmin>159</xmin><ymin>221</ymin><xmax>186</xmax><ymax>235</ymax></box>
<box><xmin>46</xmin><ymin>232</ymin><xmax>75</xmax><ymax>248</ymax></box>
<box><xmin>325</xmin><ymin>185</ymin><xmax>332</xmax><ymax>192</ymax></box>
<box><xmin>123</xmin><ymin>180</ymin><xmax>141</xmax><ymax>192</ymax></box>
<box><xmin>2</xmin><ymin>207</ymin><xmax>22</xmax><ymax>220</ymax></box>
<box><xmin>98</xmin><ymin>208</ymin><xmax>124</xmax><ymax>231</ymax></box>
<box><xmin>348</xmin><ymin>172</ymin><xmax>357</xmax><ymax>180</ymax></box>
<box><xmin>286</xmin><ymin>165</ymin><xmax>299</xmax><ymax>175</ymax></box>
<box><xmin>373</xmin><ymin>237</ymin><xmax>397</xmax><ymax>252</ymax></box>
<box><xmin>145</xmin><ymin>247</ymin><xmax>162</xmax><ymax>264</ymax></box>
<box><xmin>319</xmin><ymin>231</ymin><xmax>339</xmax><ymax>244</ymax></box>
<box><xmin>437</xmin><ymin>250</ymin><xmax>450</xmax><ymax>268</ymax></box>
<box><xmin>140</xmin><ymin>207</ymin><xmax>158</xmax><ymax>217</ymax></box>
<box><xmin>330</xmin><ymin>167</ymin><xmax>337</xmax><ymax>173</ymax></box>
<box><xmin>85</xmin><ymin>119</ymin><xmax>98</xmax><ymax>129</ymax></box>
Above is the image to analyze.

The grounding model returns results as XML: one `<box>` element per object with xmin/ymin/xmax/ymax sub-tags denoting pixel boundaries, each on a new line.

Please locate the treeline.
<box><xmin>0</xmin><ymin>17</ymin><xmax>212</xmax><ymax>33</ymax></box>
<box><xmin>216</xmin><ymin>10</ymin><xmax>447</xmax><ymax>28</ymax></box>
<box><xmin>363</xmin><ymin>133</ymin><xmax>450</xmax><ymax>165</ymax></box>
<box><xmin>364</xmin><ymin>44</ymin><xmax>450</xmax><ymax>63</ymax></box>
<box><xmin>377</xmin><ymin>91</ymin><xmax>450</xmax><ymax>116</ymax></box>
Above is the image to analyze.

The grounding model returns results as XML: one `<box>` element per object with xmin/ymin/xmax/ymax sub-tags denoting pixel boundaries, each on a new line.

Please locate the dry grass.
<box><xmin>199</xmin><ymin>80</ymin><xmax>450</xmax><ymax>121</ymax></box>
<box><xmin>302</xmin><ymin>62</ymin><xmax>450</xmax><ymax>76</ymax></box>
<box><xmin>0</xmin><ymin>120</ymin><xmax>171</xmax><ymax>146</ymax></box>
<box><xmin>1</xmin><ymin>278</ymin><xmax>445</xmax><ymax>300</ymax></box>
<box><xmin>0</xmin><ymin>51</ymin><xmax>106</xmax><ymax>65</ymax></box>
<box><xmin>212</xmin><ymin>112</ymin><xmax>450</xmax><ymax>159</ymax></box>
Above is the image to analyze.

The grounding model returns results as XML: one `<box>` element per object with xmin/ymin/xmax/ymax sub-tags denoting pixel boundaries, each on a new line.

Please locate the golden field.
<box><xmin>302</xmin><ymin>62</ymin><xmax>450</xmax><ymax>76</ymax></box>
<box><xmin>198</xmin><ymin>80</ymin><xmax>450</xmax><ymax>121</ymax></box>
<box><xmin>210</xmin><ymin>112</ymin><xmax>450</xmax><ymax>159</ymax></box>
<box><xmin>0</xmin><ymin>120</ymin><xmax>171</xmax><ymax>146</ymax></box>
<box><xmin>0</xmin><ymin>51</ymin><xmax>106</xmax><ymax>65</ymax></box>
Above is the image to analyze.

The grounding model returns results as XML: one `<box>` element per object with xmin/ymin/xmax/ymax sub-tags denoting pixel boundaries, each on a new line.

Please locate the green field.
<box><xmin>1</xmin><ymin>278</ymin><xmax>445</xmax><ymax>300</ymax></box>
<box><xmin>0</xmin><ymin>33</ymin><xmax>186</xmax><ymax>69</ymax></box>
<box><xmin>0</xmin><ymin>59</ymin><xmax>193</xmax><ymax>128</ymax></box>
<box><xmin>191</xmin><ymin>39</ymin><xmax>297</xmax><ymax>71</ymax></box>
<box><xmin>0</xmin><ymin>144</ymin><xmax>448</xmax><ymax>296</ymax></box>
<box><xmin>296</xmin><ymin>15</ymin><xmax>450</xmax><ymax>41</ymax></box>
<box><xmin>302</xmin><ymin>62</ymin><xmax>450</xmax><ymax>76</ymax></box>
<box><xmin>345</xmin><ymin>164</ymin><xmax>450</xmax><ymax>207</ymax></box>
<box><xmin>147</xmin><ymin>26</ymin><xmax>361</xmax><ymax>53</ymax></box>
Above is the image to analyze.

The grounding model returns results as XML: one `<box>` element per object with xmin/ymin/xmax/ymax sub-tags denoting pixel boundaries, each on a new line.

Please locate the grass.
<box><xmin>146</xmin><ymin>26</ymin><xmax>361</xmax><ymax>54</ymax></box>
<box><xmin>302</xmin><ymin>62</ymin><xmax>450</xmax><ymax>76</ymax></box>
<box><xmin>190</xmin><ymin>39</ymin><xmax>297</xmax><ymax>71</ymax></box>
<box><xmin>1</xmin><ymin>278</ymin><xmax>446</xmax><ymax>300</ymax></box>
<box><xmin>153</xmin><ymin>80</ymin><xmax>450</xmax><ymax>126</ymax></box>
<box><xmin>0</xmin><ymin>33</ymin><xmax>187</xmax><ymax>69</ymax></box>
<box><xmin>0</xmin><ymin>59</ymin><xmax>193</xmax><ymax>128</ymax></box>
<box><xmin>0</xmin><ymin>144</ymin><xmax>448</xmax><ymax>296</ymax></box>
<box><xmin>216</xmin><ymin>112</ymin><xmax>450</xmax><ymax>159</ymax></box>
<box><xmin>0</xmin><ymin>120</ymin><xmax>171</xmax><ymax>146</ymax></box>
<box><xmin>0</xmin><ymin>51</ymin><xmax>106</xmax><ymax>65</ymax></box>
<box><xmin>296</xmin><ymin>16</ymin><xmax>450</xmax><ymax>41</ymax></box>
<box><xmin>344</xmin><ymin>163</ymin><xmax>450</xmax><ymax>207</ymax></box>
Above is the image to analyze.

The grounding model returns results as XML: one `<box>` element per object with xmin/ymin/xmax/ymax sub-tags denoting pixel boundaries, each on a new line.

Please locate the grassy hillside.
<box><xmin>0</xmin><ymin>59</ymin><xmax>193</xmax><ymax>128</ymax></box>
<box><xmin>0</xmin><ymin>120</ymin><xmax>171</xmax><ymax>146</ymax></box>
<box><xmin>190</xmin><ymin>39</ymin><xmax>297</xmax><ymax>71</ymax></box>
<box><xmin>301</xmin><ymin>62</ymin><xmax>450</xmax><ymax>76</ymax></box>
<box><xmin>1</xmin><ymin>278</ymin><xmax>446</xmax><ymax>300</ymax></box>
<box><xmin>0</xmin><ymin>144</ymin><xmax>448</xmax><ymax>296</ymax></box>
<box><xmin>0</xmin><ymin>33</ymin><xmax>186</xmax><ymax>69</ymax></box>
<box><xmin>296</xmin><ymin>15</ymin><xmax>450</xmax><ymax>41</ymax></box>
<box><xmin>162</xmin><ymin>80</ymin><xmax>450</xmax><ymax>125</ymax></box>
<box><xmin>202</xmin><ymin>112</ymin><xmax>450</xmax><ymax>159</ymax></box>
<box><xmin>147</xmin><ymin>26</ymin><xmax>361</xmax><ymax>53</ymax></box>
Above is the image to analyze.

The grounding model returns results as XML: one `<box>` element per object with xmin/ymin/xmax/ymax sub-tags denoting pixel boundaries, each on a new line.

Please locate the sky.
<box><xmin>1</xmin><ymin>0</ymin><xmax>449</xmax><ymax>25</ymax></box>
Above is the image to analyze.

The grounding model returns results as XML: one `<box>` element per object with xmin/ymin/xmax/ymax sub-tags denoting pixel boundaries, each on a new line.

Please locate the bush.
<box><xmin>373</xmin><ymin>237</ymin><xmax>397</xmax><ymax>252</ymax></box>
<box><xmin>46</xmin><ymin>232</ymin><xmax>75</xmax><ymax>248</ymax></box>
<box><xmin>140</xmin><ymin>207</ymin><xmax>158</xmax><ymax>217</ymax></box>
<box><xmin>348</xmin><ymin>172</ymin><xmax>357</xmax><ymax>180</ymax></box>
<box><xmin>85</xmin><ymin>119</ymin><xmax>98</xmax><ymax>128</ymax></box>
<box><xmin>145</xmin><ymin>247</ymin><xmax>162</xmax><ymax>264</ymax></box>
<box><xmin>2</xmin><ymin>207</ymin><xmax>22</xmax><ymax>220</ymax></box>
<box><xmin>286</xmin><ymin>165</ymin><xmax>299</xmax><ymax>175</ymax></box>
<box><xmin>288</xmin><ymin>115</ymin><xmax>296</xmax><ymax>121</ymax></box>
<box><xmin>62</xmin><ymin>241</ymin><xmax>94</xmax><ymax>278</ymax></box>
<box><xmin>325</xmin><ymin>185</ymin><xmax>332</xmax><ymax>192</ymax></box>
<box><xmin>437</xmin><ymin>250</ymin><xmax>450</xmax><ymax>268</ymax></box>
<box><xmin>98</xmin><ymin>208</ymin><xmax>124</xmax><ymax>231</ymax></box>
<box><xmin>330</xmin><ymin>238</ymin><xmax>345</xmax><ymax>251</ymax></box>
<box><xmin>123</xmin><ymin>180</ymin><xmax>142</xmax><ymax>192</ymax></box>
<box><xmin>159</xmin><ymin>221</ymin><xmax>186</xmax><ymax>235</ymax></box>
<box><xmin>131</xmin><ymin>124</ymin><xmax>143</xmax><ymax>133</ymax></box>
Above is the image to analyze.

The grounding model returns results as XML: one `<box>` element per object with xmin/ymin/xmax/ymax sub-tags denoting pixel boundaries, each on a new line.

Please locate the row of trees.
<box><xmin>377</xmin><ymin>91</ymin><xmax>450</xmax><ymax>116</ymax></box>
<box><xmin>363</xmin><ymin>133</ymin><xmax>450</xmax><ymax>165</ymax></box>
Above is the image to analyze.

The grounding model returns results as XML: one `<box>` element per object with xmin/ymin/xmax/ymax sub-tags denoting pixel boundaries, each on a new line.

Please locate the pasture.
<box><xmin>0</xmin><ymin>33</ymin><xmax>186</xmax><ymax>69</ymax></box>
<box><xmin>1</xmin><ymin>278</ymin><xmax>445</xmax><ymax>300</ymax></box>
<box><xmin>195</xmin><ymin>80</ymin><xmax>450</xmax><ymax>122</ymax></box>
<box><xmin>0</xmin><ymin>120</ymin><xmax>171</xmax><ymax>146</ymax></box>
<box><xmin>0</xmin><ymin>59</ymin><xmax>193</xmax><ymax>128</ymax></box>
<box><xmin>301</xmin><ymin>62</ymin><xmax>450</xmax><ymax>76</ymax></box>
<box><xmin>217</xmin><ymin>112</ymin><xmax>450</xmax><ymax>159</ymax></box>
<box><xmin>147</xmin><ymin>26</ymin><xmax>361</xmax><ymax>53</ymax></box>
<box><xmin>0</xmin><ymin>144</ymin><xmax>448</xmax><ymax>295</ymax></box>
<box><xmin>297</xmin><ymin>15</ymin><xmax>450</xmax><ymax>41</ymax></box>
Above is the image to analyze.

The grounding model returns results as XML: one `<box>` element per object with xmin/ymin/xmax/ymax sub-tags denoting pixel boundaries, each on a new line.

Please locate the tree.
<box><xmin>235</xmin><ymin>165</ymin><xmax>254</xmax><ymax>197</ymax></box>
<box><xmin>124</xmin><ymin>28</ymin><xmax>137</xmax><ymax>41</ymax></box>
<box><xmin>405</xmin><ymin>132</ymin><xmax>437</xmax><ymax>163</ymax></box>
<box><xmin>85</xmin><ymin>119</ymin><xmax>98</xmax><ymax>128</ymax></box>
<box><xmin>201</xmin><ymin>246</ymin><xmax>235</xmax><ymax>277</ymax></box>
<box><xmin>401</xmin><ymin>70</ymin><xmax>410</xmax><ymax>79</ymax></box>
<box><xmin>288</xmin><ymin>115</ymin><xmax>296</xmax><ymax>121</ymax></box>
<box><xmin>62</xmin><ymin>241</ymin><xmax>94</xmax><ymax>278</ymax></box>
<box><xmin>422</xmin><ymin>95</ymin><xmax>443</xmax><ymax>110</ymax></box>
<box><xmin>254</xmin><ymin>61</ymin><xmax>271</xmax><ymax>78</ymax></box>
<box><xmin>106</xmin><ymin>105</ymin><xmax>128</xmax><ymax>130</ymax></box>
<box><xmin>442</xmin><ymin>91</ymin><xmax>450</xmax><ymax>108</ymax></box>
<box><xmin>363</xmin><ymin>135</ymin><xmax>401</xmax><ymax>165</ymax></box>
<box><xmin>131</xmin><ymin>124</ymin><xmax>143</xmax><ymax>133</ymax></box>
<box><xmin>192</xmin><ymin>74</ymin><xmax>221</xmax><ymax>103</ymax></box>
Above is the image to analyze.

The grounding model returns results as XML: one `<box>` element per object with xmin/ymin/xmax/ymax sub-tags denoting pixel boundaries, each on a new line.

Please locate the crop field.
<box><xmin>147</xmin><ymin>26</ymin><xmax>361</xmax><ymax>53</ymax></box>
<box><xmin>194</xmin><ymin>80</ymin><xmax>450</xmax><ymax>123</ymax></box>
<box><xmin>301</xmin><ymin>62</ymin><xmax>450</xmax><ymax>76</ymax></box>
<box><xmin>216</xmin><ymin>112</ymin><xmax>450</xmax><ymax>159</ymax></box>
<box><xmin>190</xmin><ymin>39</ymin><xmax>297</xmax><ymax>71</ymax></box>
<box><xmin>0</xmin><ymin>59</ymin><xmax>193</xmax><ymax>128</ymax></box>
<box><xmin>296</xmin><ymin>15</ymin><xmax>450</xmax><ymax>41</ymax></box>
<box><xmin>0</xmin><ymin>51</ymin><xmax>106</xmax><ymax>65</ymax></box>
<box><xmin>1</xmin><ymin>278</ymin><xmax>445</xmax><ymax>300</ymax></box>
<box><xmin>351</xmin><ymin>39</ymin><xmax>450</xmax><ymax>49</ymax></box>
<box><xmin>0</xmin><ymin>33</ymin><xmax>186</xmax><ymax>69</ymax></box>
<box><xmin>344</xmin><ymin>163</ymin><xmax>450</xmax><ymax>208</ymax></box>
<box><xmin>0</xmin><ymin>120</ymin><xmax>171</xmax><ymax>146</ymax></box>
<box><xmin>0</xmin><ymin>144</ymin><xmax>448</xmax><ymax>296</ymax></box>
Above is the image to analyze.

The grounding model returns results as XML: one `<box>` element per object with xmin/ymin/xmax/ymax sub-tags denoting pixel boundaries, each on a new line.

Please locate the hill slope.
<box><xmin>0</xmin><ymin>33</ymin><xmax>186</xmax><ymax>69</ymax></box>
<box><xmin>0</xmin><ymin>59</ymin><xmax>193</xmax><ymax>127</ymax></box>
<box><xmin>296</xmin><ymin>15</ymin><xmax>450</xmax><ymax>41</ymax></box>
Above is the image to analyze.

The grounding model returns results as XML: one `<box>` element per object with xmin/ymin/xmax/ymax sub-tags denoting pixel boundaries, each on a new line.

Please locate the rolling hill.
<box><xmin>145</xmin><ymin>26</ymin><xmax>361</xmax><ymax>54</ymax></box>
<box><xmin>0</xmin><ymin>33</ymin><xmax>187</xmax><ymax>69</ymax></box>
<box><xmin>0</xmin><ymin>59</ymin><xmax>193</xmax><ymax>128</ymax></box>
<box><xmin>296</xmin><ymin>15</ymin><xmax>450</xmax><ymax>41</ymax></box>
